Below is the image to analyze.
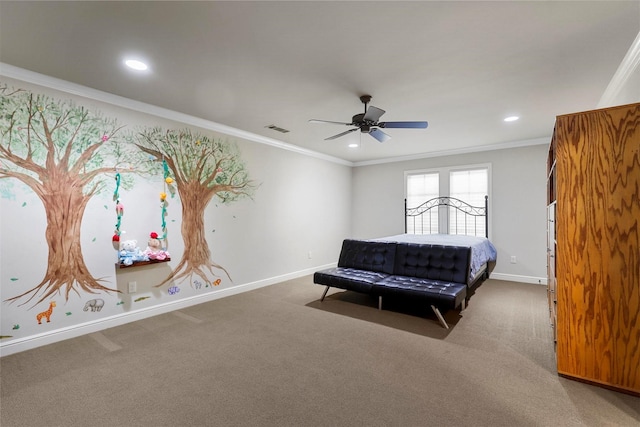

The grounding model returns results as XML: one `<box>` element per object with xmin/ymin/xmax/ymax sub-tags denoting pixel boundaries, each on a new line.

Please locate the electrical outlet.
<box><xmin>128</xmin><ymin>281</ymin><xmax>137</xmax><ymax>293</ymax></box>
<box><xmin>510</xmin><ymin>256</ymin><xmax>517</xmax><ymax>264</ymax></box>
<box><xmin>308</xmin><ymin>251</ymin><xmax>313</xmax><ymax>259</ymax></box>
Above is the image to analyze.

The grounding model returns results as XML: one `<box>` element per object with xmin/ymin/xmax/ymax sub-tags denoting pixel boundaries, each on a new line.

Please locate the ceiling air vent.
<box><xmin>265</xmin><ymin>124</ymin><xmax>290</xmax><ymax>134</ymax></box>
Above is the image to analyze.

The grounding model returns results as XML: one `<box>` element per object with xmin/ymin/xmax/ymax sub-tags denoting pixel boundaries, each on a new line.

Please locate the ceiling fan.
<box><xmin>309</xmin><ymin>95</ymin><xmax>428</xmax><ymax>143</ymax></box>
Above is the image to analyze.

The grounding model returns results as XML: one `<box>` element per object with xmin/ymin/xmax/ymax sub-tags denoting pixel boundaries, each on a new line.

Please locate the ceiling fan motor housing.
<box><xmin>360</xmin><ymin>95</ymin><xmax>372</xmax><ymax>105</ymax></box>
<box><xmin>352</xmin><ymin>113</ymin><xmax>376</xmax><ymax>132</ymax></box>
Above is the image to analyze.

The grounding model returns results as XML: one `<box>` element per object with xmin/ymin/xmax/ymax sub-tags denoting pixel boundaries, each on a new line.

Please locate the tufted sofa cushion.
<box><xmin>393</xmin><ymin>243</ymin><xmax>470</xmax><ymax>284</ymax></box>
<box><xmin>313</xmin><ymin>267</ymin><xmax>389</xmax><ymax>294</ymax></box>
<box><xmin>337</xmin><ymin>239</ymin><xmax>397</xmax><ymax>274</ymax></box>
<box><xmin>372</xmin><ymin>276</ymin><xmax>467</xmax><ymax>309</ymax></box>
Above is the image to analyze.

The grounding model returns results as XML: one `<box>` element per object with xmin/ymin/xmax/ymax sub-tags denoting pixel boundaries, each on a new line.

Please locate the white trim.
<box><xmin>354</xmin><ymin>137</ymin><xmax>550</xmax><ymax>167</ymax></box>
<box><xmin>0</xmin><ymin>62</ymin><xmax>352</xmax><ymax>167</ymax></box>
<box><xmin>598</xmin><ymin>31</ymin><xmax>640</xmax><ymax>108</ymax></box>
<box><xmin>490</xmin><ymin>273</ymin><xmax>546</xmax><ymax>285</ymax></box>
<box><xmin>0</xmin><ymin>264</ymin><xmax>334</xmax><ymax>357</ymax></box>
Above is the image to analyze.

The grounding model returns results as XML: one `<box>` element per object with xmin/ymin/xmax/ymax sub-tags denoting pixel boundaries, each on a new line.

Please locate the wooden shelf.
<box><xmin>116</xmin><ymin>258</ymin><xmax>171</xmax><ymax>269</ymax></box>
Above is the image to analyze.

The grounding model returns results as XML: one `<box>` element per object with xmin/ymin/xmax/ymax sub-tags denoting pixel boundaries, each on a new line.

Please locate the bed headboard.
<box><xmin>405</xmin><ymin>195</ymin><xmax>488</xmax><ymax>238</ymax></box>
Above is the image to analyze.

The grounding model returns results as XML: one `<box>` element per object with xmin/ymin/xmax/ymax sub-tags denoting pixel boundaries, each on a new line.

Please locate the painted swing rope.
<box><xmin>136</xmin><ymin>158</ymin><xmax>173</xmax><ymax>264</ymax></box>
<box><xmin>111</xmin><ymin>157</ymin><xmax>175</xmax><ymax>268</ymax></box>
<box><xmin>112</xmin><ymin>170</ymin><xmax>123</xmax><ymax>250</ymax></box>
<box><xmin>159</xmin><ymin>158</ymin><xmax>175</xmax><ymax>245</ymax></box>
<box><xmin>112</xmin><ymin>168</ymin><xmax>146</xmax><ymax>266</ymax></box>
<box><xmin>114</xmin><ymin>159</ymin><xmax>174</xmax><ymax>268</ymax></box>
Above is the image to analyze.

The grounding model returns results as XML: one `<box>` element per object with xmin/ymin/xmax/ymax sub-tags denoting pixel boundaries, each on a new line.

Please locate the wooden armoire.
<box><xmin>547</xmin><ymin>102</ymin><xmax>640</xmax><ymax>396</ymax></box>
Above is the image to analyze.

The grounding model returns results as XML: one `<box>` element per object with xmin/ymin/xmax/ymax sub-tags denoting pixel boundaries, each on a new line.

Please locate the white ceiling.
<box><xmin>1</xmin><ymin>1</ymin><xmax>639</xmax><ymax>164</ymax></box>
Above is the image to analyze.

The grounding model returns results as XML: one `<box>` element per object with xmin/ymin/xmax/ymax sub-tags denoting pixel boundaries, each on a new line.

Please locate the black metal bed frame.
<box><xmin>404</xmin><ymin>195</ymin><xmax>489</xmax><ymax>238</ymax></box>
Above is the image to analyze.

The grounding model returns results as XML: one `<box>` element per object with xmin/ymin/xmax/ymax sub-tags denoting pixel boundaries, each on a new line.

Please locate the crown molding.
<box><xmin>353</xmin><ymin>137</ymin><xmax>550</xmax><ymax>167</ymax></box>
<box><xmin>0</xmin><ymin>63</ymin><xmax>353</xmax><ymax>167</ymax></box>
<box><xmin>598</xmin><ymin>30</ymin><xmax>640</xmax><ymax>108</ymax></box>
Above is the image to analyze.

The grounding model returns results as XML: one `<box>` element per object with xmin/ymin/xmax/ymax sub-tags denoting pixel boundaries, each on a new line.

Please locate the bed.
<box><xmin>373</xmin><ymin>196</ymin><xmax>497</xmax><ymax>288</ymax></box>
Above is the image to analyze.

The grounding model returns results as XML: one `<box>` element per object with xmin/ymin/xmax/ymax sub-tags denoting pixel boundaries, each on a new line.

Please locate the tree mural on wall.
<box><xmin>136</xmin><ymin>128</ymin><xmax>256</xmax><ymax>287</ymax></box>
<box><xmin>0</xmin><ymin>85</ymin><xmax>145</xmax><ymax>306</ymax></box>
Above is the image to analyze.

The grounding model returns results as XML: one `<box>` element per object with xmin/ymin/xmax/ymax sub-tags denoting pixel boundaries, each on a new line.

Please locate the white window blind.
<box><xmin>449</xmin><ymin>169</ymin><xmax>488</xmax><ymax>236</ymax></box>
<box><xmin>406</xmin><ymin>172</ymin><xmax>439</xmax><ymax>234</ymax></box>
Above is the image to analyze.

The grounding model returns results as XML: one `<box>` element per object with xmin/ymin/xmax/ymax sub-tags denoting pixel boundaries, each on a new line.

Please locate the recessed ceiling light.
<box><xmin>504</xmin><ymin>116</ymin><xmax>519</xmax><ymax>122</ymax></box>
<box><xmin>348</xmin><ymin>143</ymin><xmax>359</xmax><ymax>148</ymax></box>
<box><xmin>124</xmin><ymin>59</ymin><xmax>149</xmax><ymax>71</ymax></box>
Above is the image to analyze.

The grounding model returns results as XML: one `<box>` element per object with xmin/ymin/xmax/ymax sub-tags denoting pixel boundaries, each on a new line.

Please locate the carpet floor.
<box><xmin>1</xmin><ymin>277</ymin><xmax>639</xmax><ymax>426</ymax></box>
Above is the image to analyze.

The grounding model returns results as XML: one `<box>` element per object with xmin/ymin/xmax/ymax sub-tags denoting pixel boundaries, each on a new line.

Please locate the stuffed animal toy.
<box><xmin>143</xmin><ymin>232</ymin><xmax>170</xmax><ymax>261</ymax></box>
<box><xmin>119</xmin><ymin>239</ymin><xmax>148</xmax><ymax>266</ymax></box>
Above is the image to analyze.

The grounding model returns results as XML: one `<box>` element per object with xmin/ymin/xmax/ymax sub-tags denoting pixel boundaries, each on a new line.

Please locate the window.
<box><xmin>405</xmin><ymin>165</ymin><xmax>490</xmax><ymax>236</ymax></box>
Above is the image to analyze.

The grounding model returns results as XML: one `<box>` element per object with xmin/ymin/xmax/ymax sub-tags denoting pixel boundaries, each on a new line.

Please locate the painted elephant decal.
<box><xmin>83</xmin><ymin>299</ymin><xmax>105</xmax><ymax>312</ymax></box>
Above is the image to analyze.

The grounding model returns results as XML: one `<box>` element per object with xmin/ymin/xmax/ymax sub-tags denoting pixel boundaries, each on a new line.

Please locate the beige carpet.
<box><xmin>1</xmin><ymin>277</ymin><xmax>639</xmax><ymax>426</ymax></box>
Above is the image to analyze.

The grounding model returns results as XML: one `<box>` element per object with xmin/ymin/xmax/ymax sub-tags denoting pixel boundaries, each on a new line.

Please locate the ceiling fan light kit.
<box><xmin>310</xmin><ymin>95</ymin><xmax>428</xmax><ymax>143</ymax></box>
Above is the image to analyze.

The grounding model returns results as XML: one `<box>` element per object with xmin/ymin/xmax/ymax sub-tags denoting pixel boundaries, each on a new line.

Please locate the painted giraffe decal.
<box><xmin>36</xmin><ymin>301</ymin><xmax>56</xmax><ymax>324</ymax></box>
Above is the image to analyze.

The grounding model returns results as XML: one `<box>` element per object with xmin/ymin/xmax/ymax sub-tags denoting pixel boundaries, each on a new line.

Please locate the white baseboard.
<box><xmin>0</xmin><ymin>264</ymin><xmax>334</xmax><ymax>357</ymax></box>
<box><xmin>490</xmin><ymin>272</ymin><xmax>547</xmax><ymax>285</ymax></box>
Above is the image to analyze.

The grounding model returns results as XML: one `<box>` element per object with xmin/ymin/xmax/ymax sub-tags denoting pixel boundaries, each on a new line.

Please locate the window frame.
<box><xmin>404</xmin><ymin>163</ymin><xmax>492</xmax><ymax>238</ymax></box>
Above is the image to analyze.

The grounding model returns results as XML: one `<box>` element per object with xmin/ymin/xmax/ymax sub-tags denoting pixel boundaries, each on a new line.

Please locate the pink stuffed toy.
<box><xmin>143</xmin><ymin>232</ymin><xmax>170</xmax><ymax>261</ymax></box>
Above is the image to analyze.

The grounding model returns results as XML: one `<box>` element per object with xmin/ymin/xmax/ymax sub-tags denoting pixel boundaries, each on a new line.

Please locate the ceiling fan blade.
<box><xmin>325</xmin><ymin>128</ymin><xmax>358</xmax><ymax>140</ymax></box>
<box><xmin>369</xmin><ymin>128</ymin><xmax>391</xmax><ymax>143</ymax></box>
<box><xmin>309</xmin><ymin>119</ymin><xmax>352</xmax><ymax>126</ymax></box>
<box><xmin>363</xmin><ymin>106</ymin><xmax>385</xmax><ymax>122</ymax></box>
<box><xmin>379</xmin><ymin>121</ymin><xmax>428</xmax><ymax>129</ymax></box>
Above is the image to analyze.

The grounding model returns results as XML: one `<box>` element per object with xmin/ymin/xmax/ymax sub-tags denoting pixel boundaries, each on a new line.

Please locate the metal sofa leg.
<box><xmin>321</xmin><ymin>286</ymin><xmax>330</xmax><ymax>301</ymax></box>
<box><xmin>378</xmin><ymin>296</ymin><xmax>382</xmax><ymax>310</ymax></box>
<box><xmin>431</xmin><ymin>305</ymin><xmax>450</xmax><ymax>329</ymax></box>
<box><xmin>461</xmin><ymin>299</ymin><xmax>466</xmax><ymax>311</ymax></box>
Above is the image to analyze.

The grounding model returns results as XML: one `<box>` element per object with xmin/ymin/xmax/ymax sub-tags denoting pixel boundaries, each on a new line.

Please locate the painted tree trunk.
<box><xmin>156</xmin><ymin>181</ymin><xmax>231</xmax><ymax>287</ymax></box>
<box><xmin>6</xmin><ymin>176</ymin><xmax>118</xmax><ymax>307</ymax></box>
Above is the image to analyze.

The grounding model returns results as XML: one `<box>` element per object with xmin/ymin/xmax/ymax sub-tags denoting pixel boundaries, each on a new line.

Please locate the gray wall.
<box><xmin>351</xmin><ymin>144</ymin><xmax>549</xmax><ymax>283</ymax></box>
<box><xmin>211</xmin><ymin>145</ymin><xmax>352</xmax><ymax>282</ymax></box>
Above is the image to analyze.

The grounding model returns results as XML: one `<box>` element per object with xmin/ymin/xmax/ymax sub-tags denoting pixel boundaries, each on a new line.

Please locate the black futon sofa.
<box><xmin>313</xmin><ymin>239</ymin><xmax>471</xmax><ymax>328</ymax></box>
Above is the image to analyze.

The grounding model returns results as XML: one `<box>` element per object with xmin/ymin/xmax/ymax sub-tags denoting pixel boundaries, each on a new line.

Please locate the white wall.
<box><xmin>351</xmin><ymin>144</ymin><xmax>549</xmax><ymax>283</ymax></box>
<box><xmin>0</xmin><ymin>74</ymin><xmax>351</xmax><ymax>356</ymax></box>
